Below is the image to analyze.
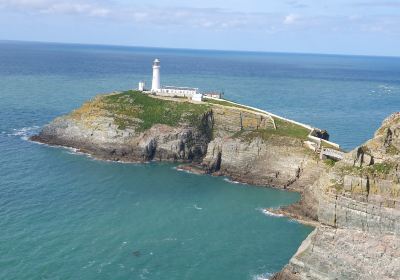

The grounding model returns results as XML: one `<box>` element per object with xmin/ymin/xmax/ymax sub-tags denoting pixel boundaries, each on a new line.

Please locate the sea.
<box><xmin>0</xmin><ymin>41</ymin><xmax>399</xmax><ymax>280</ymax></box>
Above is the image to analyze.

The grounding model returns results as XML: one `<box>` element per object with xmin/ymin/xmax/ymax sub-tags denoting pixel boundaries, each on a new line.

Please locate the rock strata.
<box><xmin>32</xmin><ymin>91</ymin><xmax>324</xmax><ymax>191</ymax></box>
<box><xmin>32</xmin><ymin>91</ymin><xmax>400</xmax><ymax>279</ymax></box>
<box><xmin>273</xmin><ymin>112</ymin><xmax>400</xmax><ymax>280</ymax></box>
<box><xmin>32</xmin><ymin>115</ymin><xmax>213</xmax><ymax>162</ymax></box>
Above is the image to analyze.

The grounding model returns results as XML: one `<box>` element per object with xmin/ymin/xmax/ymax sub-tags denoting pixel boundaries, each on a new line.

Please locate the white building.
<box><xmin>159</xmin><ymin>86</ymin><xmax>199</xmax><ymax>98</ymax></box>
<box><xmin>138</xmin><ymin>81</ymin><xmax>145</xmax><ymax>91</ymax></box>
<box><xmin>192</xmin><ymin>92</ymin><xmax>203</xmax><ymax>102</ymax></box>
<box><xmin>139</xmin><ymin>59</ymin><xmax>202</xmax><ymax>100</ymax></box>
<box><xmin>204</xmin><ymin>91</ymin><xmax>223</xmax><ymax>99</ymax></box>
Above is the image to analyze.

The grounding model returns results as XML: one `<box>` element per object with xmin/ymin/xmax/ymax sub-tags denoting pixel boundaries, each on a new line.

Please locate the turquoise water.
<box><xmin>1</xmin><ymin>41</ymin><xmax>400</xmax><ymax>279</ymax></box>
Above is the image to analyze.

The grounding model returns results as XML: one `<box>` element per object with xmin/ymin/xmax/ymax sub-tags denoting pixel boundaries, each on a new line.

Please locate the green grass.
<box><xmin>102</xmin><ymin>90</ymin><xmax>210</xmax><ymax>131</ymax></box>
<box><xmin>101</xmin><ymin>91</ymin><xmax>310</xmax><ymax>143</ymax></box>
<box><xmin>273</xmin><ymin>118</ymin><xmax>310</xmax><ymax>139</ymax></box>
<box><xmin>366</xmin><ymin>162</ymin><xmax>395</xmax><ymax>175</ymax></box>
<box><xmin>324</xmin><ymin>158</ymin><xmax>337</xmax><ymax>167</ymax></box>
<box><xmin>205</xmin><ymin>98</ymin><xmax>310</xmax><ymax>141</ymax></box>
<box><xmin>204</xmin><ymin>98</ymin><xmax>261</xmax><ymax>113</ymax></box>
<box><xmin>339</xmin><ymin>161</ymin><xmax>395</xmax><ymax>176</ymax></box>
<box><xmin>233</xmin><ymin>118</ymin><xmax>310</xmax><ymax>142</ymax></box>
<box><xmin>386</xmin><ymin>144</ymin><xmax>399</xmax><ymax>155</ymax></box>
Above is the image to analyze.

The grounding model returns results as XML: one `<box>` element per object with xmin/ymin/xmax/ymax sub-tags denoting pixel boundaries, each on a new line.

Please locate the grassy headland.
<box><xmin>71</xmin><ymin>90</ymin><xmax>211</xmax><ymax>131</ymax></box>
<box><xmin>72</xmin><ymin>91</ymin><xmax>312</xmax><ymax>142</ymax></box>
<box><xmin>102</xmin><ymin>90</ymin><xmax>210</xmax><ymax>130</ymax></box>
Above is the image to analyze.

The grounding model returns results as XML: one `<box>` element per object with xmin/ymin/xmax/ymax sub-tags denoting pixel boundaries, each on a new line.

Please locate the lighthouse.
<box><xmin>141</xmin><ymin>58</ymin><xmax>205</xmax><ymax>99</ymax></box>
<box><xmin>151</xmin><ymin>58</ymin><xmax>161</xmax><ymax>92</ymax></box>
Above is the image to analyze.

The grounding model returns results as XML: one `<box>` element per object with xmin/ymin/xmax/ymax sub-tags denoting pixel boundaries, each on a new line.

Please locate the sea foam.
<box><xmin>252</xmin><ymin>272</ymin><xmax>272</xmax><ymax>280</ymax></box>
<box><xmin>8</xmin><ymin>126</ymin><xmax>40</xmax><ymax>140</ymax></box>
<box><xmin>257</xmin><ymin>208</ymin><xmax>284</xmax><ymax>218</ymax></box>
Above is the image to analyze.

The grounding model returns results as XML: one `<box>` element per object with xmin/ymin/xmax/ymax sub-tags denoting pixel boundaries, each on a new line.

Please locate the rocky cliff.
<box><xmin>32</xmin><ymin>91</ymin><xmax>214</xmax><ymax>162</ymax></box>
<box><xmin>273</xmin><ymin>112</ymin><xmax>400</xmax><ymax>280</ymax></box>
<box><xmin>32</xmin><ymin>90</ymin><xmax>325</xmax><ymax>190</ymax></box>
<box><xmin>32</xmin><ymin>90</ymin><xmax>399</xmax><ymax>279</ymax></box>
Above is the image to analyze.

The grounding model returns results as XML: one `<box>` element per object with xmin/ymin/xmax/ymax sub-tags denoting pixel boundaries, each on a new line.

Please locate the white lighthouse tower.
<box><xmin>151</xmin><ymin>58</ymin><xmax>161</xmax><ymax>92</ymax></box>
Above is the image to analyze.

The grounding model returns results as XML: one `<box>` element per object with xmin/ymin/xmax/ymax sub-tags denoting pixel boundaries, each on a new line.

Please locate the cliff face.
<box><xmin>274</xmin><ymin>113</ymin><xmax>400</xmax><ymax>280</ymax></box>
<box><xmin>203</xmin><ymin>137</ymin><xmax>322</xmax><ymax>189</ymax></box>
<box><xmin>32</xmin><ymin>92</ymin><xmax>214</xmax><ymax>162</ymax></box>
<box><xmin>201</xmin><ymin>104</ymin><xmax>324</xmax><ymax>189</ymax></box>
<box><xmin>32</xmin><ymin>91</ymin><xmax>399</xmax><ymax>279</ymax></box>
<box><xmin>32</xmin><ymin>91</ymin><xmax>324</xmax><ymax>190</ymax></box>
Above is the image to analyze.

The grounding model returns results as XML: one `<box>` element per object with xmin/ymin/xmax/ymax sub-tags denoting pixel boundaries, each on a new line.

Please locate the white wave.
<box><xmin>8</xmin><ymin>125</ymin><xmax>40</xmax><ymax>140</ymax></box>
<box><xmin>223</xmin><ymin>178</ymin><xmax>245</xmax><ymax>184</ymax></box>
<box><xmin>175</xmin><ymin>167</ymin><xmax>189</xmax><ymax>173</ymax></box>
<box><xmin>376</xmin><ymin>84</ymin><xmax>398</xmax><ymax>95</ymax></box>
<box><xmin>252</xmin><ymin>272</ymin><xmax>272</xmax><ymax>280</ymax></box>
<box><xmin>64</xmin><ymin>146</ymin><xmax>87</xmax><ymax>156</ymax></box>
<box><xmin>163</xmin><ymin>237</ymin><xmax>177</xmax><ymax>241</ymax></box>
<box><xmin>82</xmin><ymin>260</ymin><xmax>96</xmax><ymax>269</ymax></box>
<box><xmin>38</xmin><ymin>141</ymin><xmax>144</xmax><ymax>165</ymax></box>
<box><xmin>193</xmin><ymin>204</ymin><xmax>203</xmax><ymax>210</ymax></box>
<box><xmin>174</xmin><ymin>166</ymin><xmax>200</xmax><ymax>175</ymax></box>
<box><xmin>257</xmin><ymin>208</ymin><xmax>284</xmax><ymax>218</ymax></box>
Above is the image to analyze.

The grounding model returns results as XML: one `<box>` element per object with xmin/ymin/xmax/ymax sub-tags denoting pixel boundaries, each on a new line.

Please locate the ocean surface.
<box><xmin>0</xmin><ymin>41</ymin><xmax>399</xmax><ymax>280</ymax></box>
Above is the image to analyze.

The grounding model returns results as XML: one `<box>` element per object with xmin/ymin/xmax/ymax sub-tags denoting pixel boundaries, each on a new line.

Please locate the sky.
<box><xmin>0</xmin><ymin>0</ymin><xmax>400</xmax><ymax>56</ymax></box>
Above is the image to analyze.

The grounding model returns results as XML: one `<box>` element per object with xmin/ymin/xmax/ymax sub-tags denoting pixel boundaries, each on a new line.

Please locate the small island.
<box><xmin>31</xmin><ymin>59</ymin><xmax>400</xmax><ymax>280</ymax></box>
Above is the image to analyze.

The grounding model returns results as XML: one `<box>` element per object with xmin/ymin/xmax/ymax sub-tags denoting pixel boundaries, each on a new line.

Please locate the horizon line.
<box><xmin>1</xmin><ymin>39</ymin><xmax>400</xmax><ymax>59</ymax></box>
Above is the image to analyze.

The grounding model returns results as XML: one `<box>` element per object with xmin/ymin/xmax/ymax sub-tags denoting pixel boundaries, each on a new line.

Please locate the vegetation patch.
<box><xmin>102</xmin><ymin>91</ymin><xmax>210</xmax><ymax>130</ymax></box>
<box><xmin>324</xmin><ymin>158</ymin><xmax>337</xmax><ymax>167</ymax></box>
<box><xmin>204</xmin><ymin>98</ymin><xmax>261</xmax><ymax>113</ymax></box>
<box><xmin>332</xmin><ymin>183</ymin><xmax>344</xmax><ymax>192</ymax></box>
<box><xmin>339</xmin><ymin>161</ymin><xmax>396</xmax><ymax>177</ymax></box>
<box><xmin>205</xmin><ymin>98</ymin><xmax>311</xmax><ymax>142</ymax></box>
<box><xmin>338</xmin><ymin>165</ymin><xmax>363</xmax><ymax>176</ymax></box>
<box><xmin>232</xmin><ymin>118</ymin><xmax>309</xmax><ymax>143</ymax></box>
<box><xmin>386</xmin><ymin>144</ymin><xmax>399</xmax><ymax>155</ymax></box>
<box><xmin>365</xmin><ymin>162</ymin><xmax>395</xmax><ymax>175</ymax></box>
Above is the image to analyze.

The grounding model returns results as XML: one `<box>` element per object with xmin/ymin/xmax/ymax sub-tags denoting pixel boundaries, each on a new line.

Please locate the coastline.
<box><xmin>29</xmin><ymin>90</ymin><xmax>400</xmax><ymax>279</ymax></box>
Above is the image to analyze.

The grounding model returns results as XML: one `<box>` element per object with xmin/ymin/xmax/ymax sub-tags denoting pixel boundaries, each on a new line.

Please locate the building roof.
<box><xmin>162</xmin><ymin>86</ymin><xmax>198</xmax><ymax>91</ymax></box>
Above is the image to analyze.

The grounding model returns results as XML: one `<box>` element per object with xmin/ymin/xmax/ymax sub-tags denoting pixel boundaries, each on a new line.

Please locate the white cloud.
<box><xmin>0</xmin><ymin>0</ymin><xmax>111</xmax><ymax>17</ymax></box>
<box><xmin>0</xmin><ymin>0</ymin><xmax>284</xmax><ymax>30</ymax></box>
<box><xmin>0</xmin><ymin>0</ymin><xmax>399</xmax><ymax>36</ymax></box>
<box><xmin>283</xmin><ymin>14</ymin><xmax>299</xmax><ymax>24</ymax></box>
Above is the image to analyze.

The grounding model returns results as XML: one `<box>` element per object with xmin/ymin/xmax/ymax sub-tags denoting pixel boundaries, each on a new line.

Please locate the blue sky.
<box><xmin>1</xmin><ymin>0</ymin><xmax>400</xmax><ymax>56</ymax></box>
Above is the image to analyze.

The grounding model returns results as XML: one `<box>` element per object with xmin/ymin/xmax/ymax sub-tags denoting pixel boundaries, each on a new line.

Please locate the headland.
<box><xmin>30</xmin><ymin>89</ymin><xmax>400</xmax><ymax>279</ymax></box>
<box><xmin>30</xmin><ymin>58</ymin><xmax>399</xmax><ymax>280</ymax></box>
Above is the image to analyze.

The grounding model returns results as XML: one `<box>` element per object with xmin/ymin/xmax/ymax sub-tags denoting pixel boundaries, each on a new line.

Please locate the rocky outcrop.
<box><xmin>33</xmin><ymin>91</ymin><xmax>400</xmax><ymax>280</ymax></box>
<box><xmin>42</xmin><ymin>91</ymin><xmax>400</xmax><ymax>278</ymax></box>
<box><xmin>274</xmin><ymin>112</ymin><xmax>400</xmax><ymax>280</ymax></box>
<box><xmin>199</xmin><ymin>104</ymin><xmax>324</xmax><ymax>190</ymax></box>
<box><xmin>32</xmin><ymin>113</ymin><xmax>213</xmax><ymax>162</ymax></box>
<box><xmin>32</xmin><ymin>91</ymin><xmax>325</xmax><ymax>191</ymax></box>
<box><xmin>273</xmin><ymin>227</ymin><xmax>400</xmax><ymax>280</ymax></box>
<box><xmin>32</xmin><ymin>92</ymin><xmax>215</xmax><ymax>162</ymax></box>
<box><xmin>202</xmin><ymin>136</ymin><xmax>323</xmax><ymax>190</ymax></box>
